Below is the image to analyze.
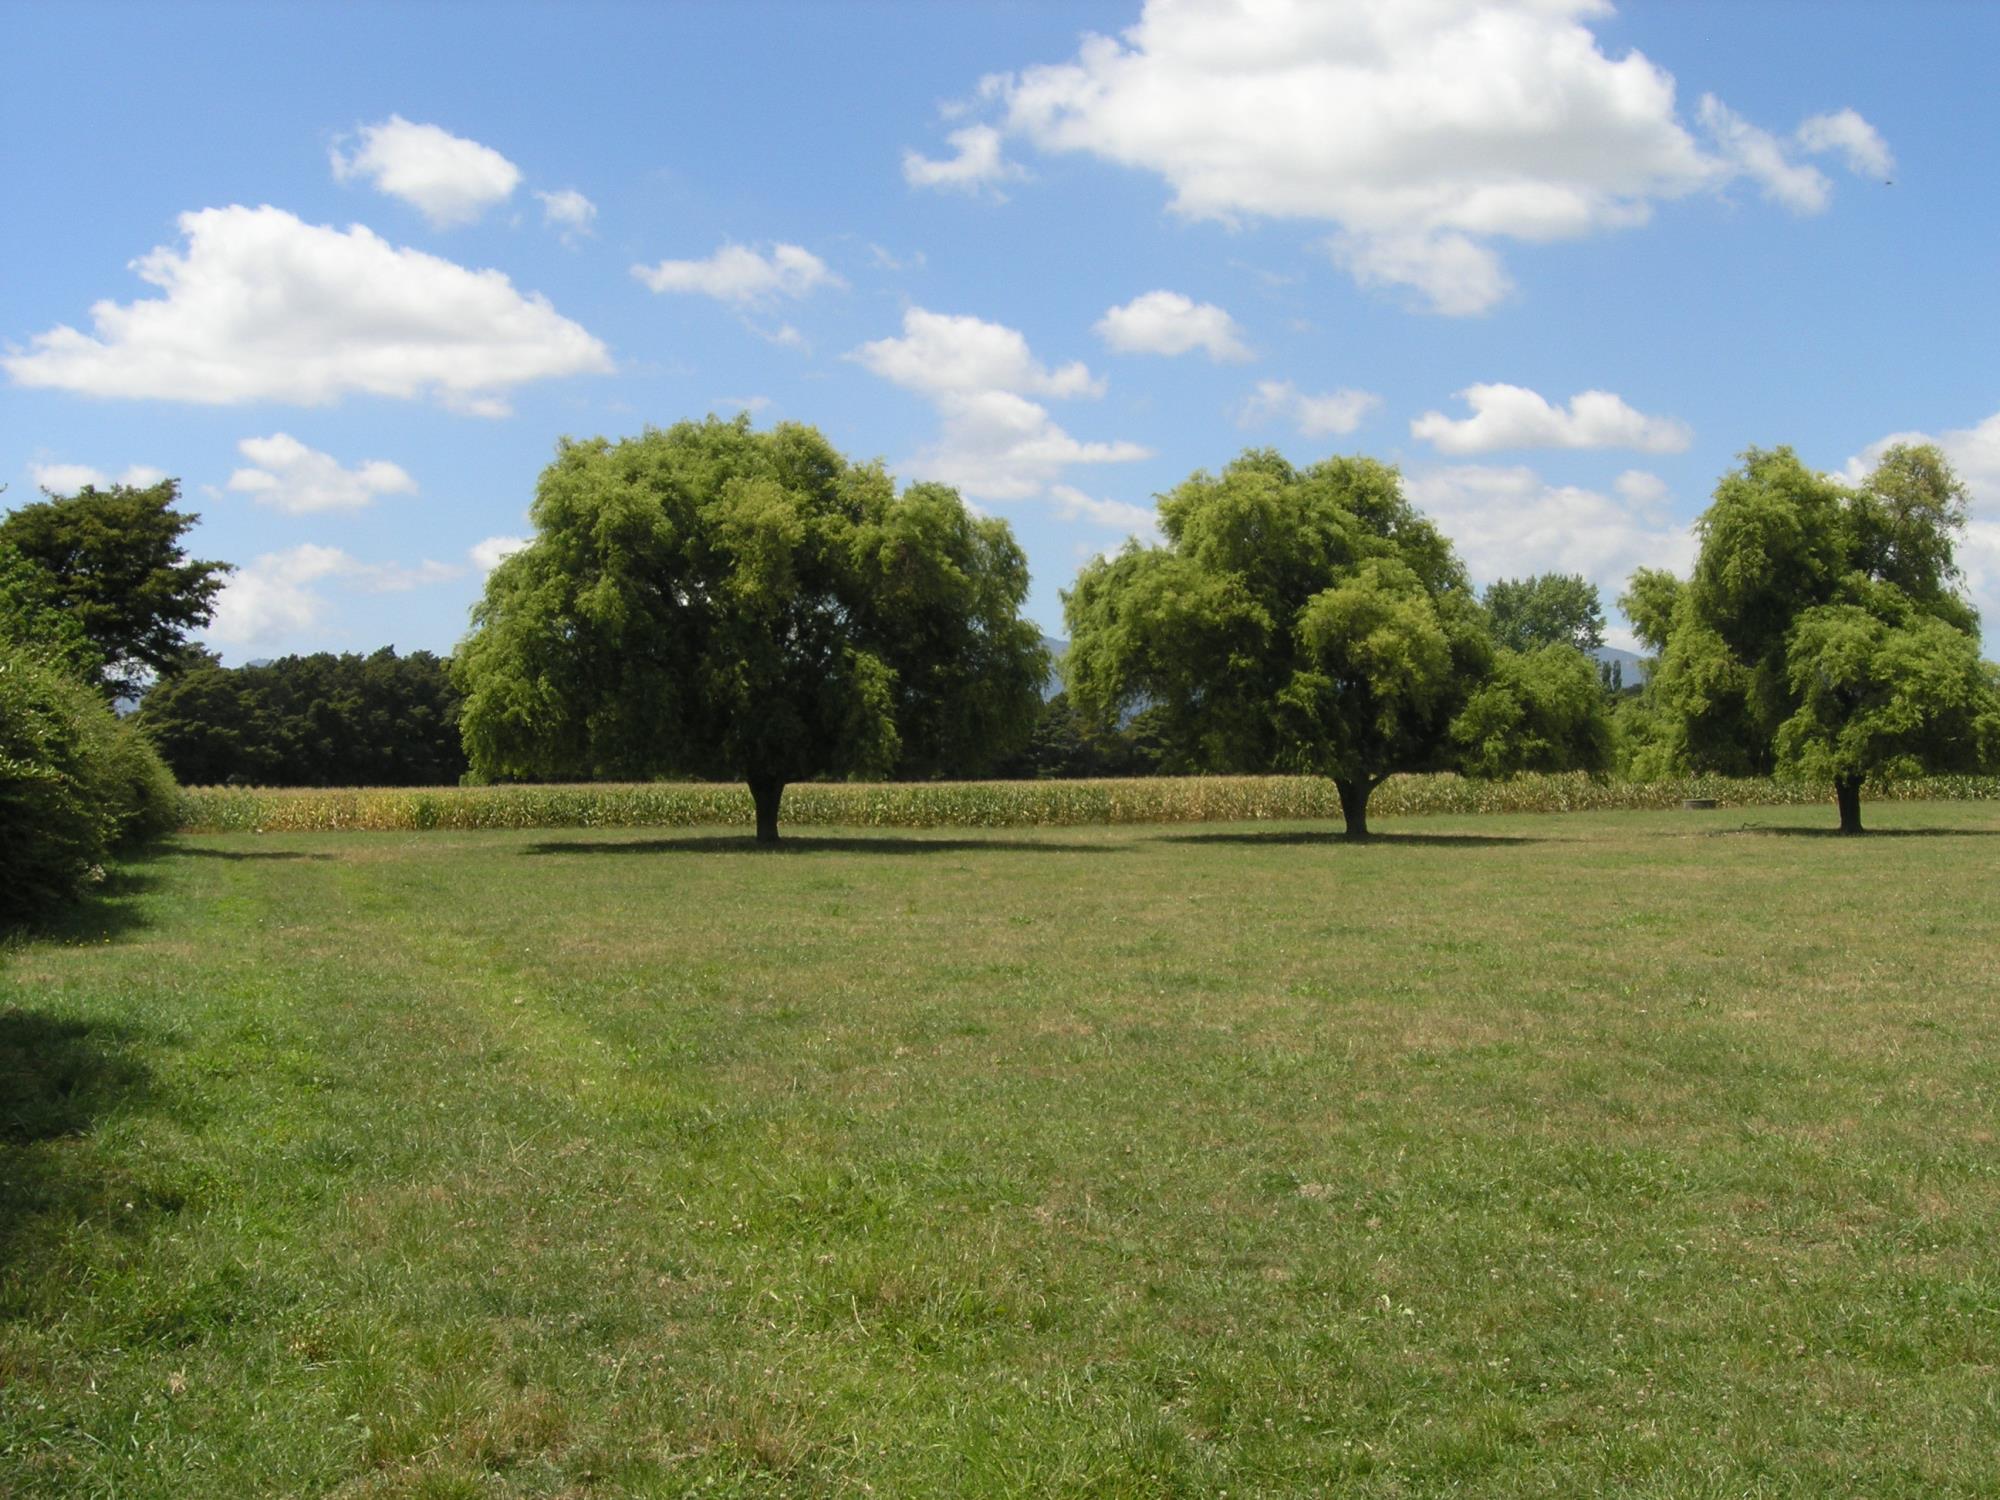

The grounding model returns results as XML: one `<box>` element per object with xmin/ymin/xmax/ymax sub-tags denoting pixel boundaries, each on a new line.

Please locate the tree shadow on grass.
<box><xmin>2</xmin><ymin>866</ymin><xmax>162</xmax><ymax>948</ymax></box>
<box><xmin>0</xmin><ymin>1009</ymin><xmax>160</xmax><ymax>1270</ymax></box>
<box><xmin>1157</xmin><ymin>829</ymin><xmax>1550</xmax><ymax>848</ymax></box>
<box><xmin>162</xmin><ymin>845</ymin><xmax>334</xmax><ymax>861</ymax></box>
<box><xmin>1721</xmin><ymin>824</ymin><xmax>2000</xmax><ymax>840</ymax></box>
<box><xmin>522</xmin><ymin>833</ymin><xmax>1127</xmax><ymax>857</ymax></box>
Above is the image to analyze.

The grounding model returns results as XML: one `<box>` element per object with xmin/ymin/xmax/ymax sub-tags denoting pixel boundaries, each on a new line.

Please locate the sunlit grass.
<box><xmin>5</xmin><ymin>803</ymin><xmax>1999</xmax><ymax>1495</ymax></box>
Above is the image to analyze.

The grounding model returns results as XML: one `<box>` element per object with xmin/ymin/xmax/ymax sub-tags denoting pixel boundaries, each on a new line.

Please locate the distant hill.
<box><xmin>1041</xmin><ymin>636</ymin><xmax>1067</xmax><ymax>699</ymax></box>
<box><xmin>1591</xmin><ymin>645</ymin><xmax>1649</xmax><ymax>687</ymax></box>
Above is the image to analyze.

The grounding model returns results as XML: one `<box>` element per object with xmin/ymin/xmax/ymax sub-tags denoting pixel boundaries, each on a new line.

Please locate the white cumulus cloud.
<box><xmin>929</xmin><ymin>0</ymin><xmax>1884</xmax><ymax>314</ymax></box>
<box><xmin>849</xmin><ymin>308</ymin><xmax>1147</xmax><ymax>502</ymax></box>
<box><xmin>206</xmin><ymin>543</ymin><xmax>462</xmax><ymax>650</ymax></box>
<box><xmin>2</xmin><ymin>206</ymin><xmax>609</xmax><ymax>415</ymax></box>
<box><xmin>1411</xmin><ymin>383</ymin><xmax>1691</xmax><ymax>455</ymax></box>
<box><xmin>632</xmin><ymin>242</ymin><xmax>842</xmax><ymax>304</ymax></box>
<box><xmin>1237</xmin><ymin>379</ymin><xmax>1381</xmax><ymax>438</ymax></box>
<box><xmin>330</xmin><ymin>116</ymin><xmax>521</xmax><ymax>228</ymax></box>
<box><xmin>853</xmin><ymin>307</ymin><xmax>1102</xmax><ymax>399</ymax></box>
<box><xmin>1405</xmin><ymin>462</ymin><xmax>1697</xmax><ymax>619</ymax></box>
<box><xmin>469</xmin><ymin>535</ymin><xmax>531</xmax><ymax>573</ymax></box>
<box><xmin>1795</xmin><ymin>108</ymin><xmax>1894</xmax><ymax>180</ymax></box>
<box><xmin>903</xmin><ymin>124</ymin><xmax>1024</xmax><ymax>194</ymax></box>
<box><xmin>225</xmin><ymin>433</ymin><xmax>417</xmax><ymax>515</ymax></box>
<box><xmin>1050</xmin><ymin>484</ymin><xmax>1161</xmax><ymax>538</ymax></box>
<box><xmin>27</xmin><ymin>461</ymin><xmax>167</xmax><ymax>493</ymax></box>
<box><xmin>1095</xmin><ymin>290</ymin><xmax>1251</xmax><ymax>362</ymax></box>
<box><xmin>536</xmin><ymin>188</ymin><xmax>598</xmax><ymax>242</ymax></box>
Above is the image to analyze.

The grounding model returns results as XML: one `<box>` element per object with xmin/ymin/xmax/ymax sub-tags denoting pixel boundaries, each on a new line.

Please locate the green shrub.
<box><xmin>1</xmin><ymin>640</ymin><xmax>178</xmax><ymax>922</ymax></box>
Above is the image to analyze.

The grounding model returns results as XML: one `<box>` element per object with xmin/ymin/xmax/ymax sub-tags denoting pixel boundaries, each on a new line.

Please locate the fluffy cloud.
<box><xmin>207</xmin><ymin>543</ymin><xmax>461</xmax><ymax>649</ymax></box>
<box><xmin>27</xmin><ymin>461</ymin><xmax>166</xmax><ymax>493</ymax></box>
<box><xmin>853</xmin><ymin>307</ymin><xmax>1101</xmax><ymax>399</ymax></box>
<box><xmin>1237</xmin><ymin>379</ymin><xmax>1381</xmax><ymax>438</ymax></box>
<box><xmin>2</xmin><ymin>206</ymin><xmax>610</xmax><ymax>415</ymax></box>
<box><xmin>903</xmin><ymin>124</ymin><xmax>1023</xmax><ymax>194</ymax></box>
<box><xmin>1404</xmin><ymin>462</ymin><xmax>1696</xmax><ymax>616</ymax></box>
<box><xmin>330</xmin><ymin>116</ymin><xmax>521</xmax><ymax>228</ymax></box>
<box><xmin>1796</xmin><ymin>109</ymin><xmax>1894</xmax><ymax>179</ymax></box>
<box><xmin>1051</xmin><ymin>484</ymin><xmax>1160</xmax><ymax>537</ymax></box>
<box><xmin>632</xmin><ymin>242</ymin><xmax>841</xmax><ymax>304</ymax></box>
<box><xmin>469</xmin><ymin>535</ymin><xmax>531</xmax><ymax>573</ymax></box>
<box><xmin>225</xmin><ymin>433</ymin><xmax>416</xmax><ymax>515</ymax></box>
<box><xmin>1411</xmin><ymin>383</ymin><xmax>1691</xmax><ymax>454</ymax></box>
<box><xmin>931</xmin><ymin>0</ymin><xmax>1884</xmax><ymax>313</ymax></box>
<box><xmin>849</xmin><ymin>308</ymin><xmax>1147</xmax><ymax>501</ymax></box>
<box><xmin>536</xmin><ymin>188</ymin><xmax>597</xmax><ymax>243</ymax></box>
<box><xmin>1095</xmin><ymin>290</ymin><xmax>1251</xmax><ymax>362</ymax></box>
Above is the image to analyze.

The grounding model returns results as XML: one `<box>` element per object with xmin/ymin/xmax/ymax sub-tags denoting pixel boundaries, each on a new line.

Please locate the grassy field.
<box><xmin>4</xmin><ymin>804</ymin><xmax>1999</xmax><ymax>1496</ymax></box>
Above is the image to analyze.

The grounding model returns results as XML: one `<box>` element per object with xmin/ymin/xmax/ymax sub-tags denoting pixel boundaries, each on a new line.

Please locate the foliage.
<box><xmin>1</xmin><ymin>640</ymin><xmax>176</xmax><ymax>923</ymax></box>
<box><xmin>456</xmin><ymin>417</ymin><xmax>1048</xmax><ymax>839</ymax></box>
<box><xmin>1064</xmin><ymin>449</ymin><xmax>1608</xmax><ymax>835</ymax></box>
<box><xmin>1627</xmin><ymin>443</ymin><xmax>2000</xmax><ymax>830</ymax></box>
<box><xmin>137</xmin><ymin>647</ymin><xmax>466</xmax><ymax>787</ymax></box>
<box><xmin>1453</xmin><ymin>643</ymin><xmax>1616</xmax><ymax>777</ymax></box>
<box><xmin>0</xmin><ymin>478</ymin><xmax>230</xmax><ymax>699</ymax></box>
<box><xmin>1483</xmin><ymin>572</ymin><xmax>1606</xmax><ymax>653</ymax></box>
<box><xmin>0</xmin><ymin>542</ymin><xmax>101</xmax><ymax>681</ymax></box>
<box><xmin>993</xmin><ymin>692</ymin><xmax>1176</xmax><ymax>779</ymax></box>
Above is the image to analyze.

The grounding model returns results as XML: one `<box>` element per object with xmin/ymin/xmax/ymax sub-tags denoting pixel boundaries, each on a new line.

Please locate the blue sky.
<box><xmin>6</xmin><ymin>0</ymin><xmax>1998</xmax><ymax>662</ymax></box>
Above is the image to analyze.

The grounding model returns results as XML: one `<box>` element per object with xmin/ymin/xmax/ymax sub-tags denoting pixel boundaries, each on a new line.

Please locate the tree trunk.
<box><xmin>1834</xmin><ymin>774</ymin><xmax>1863</xmax><ymax>836</ymax></box>
<box><xmin>1335</xmin><ymin>777</ymin><xmax>1371</xmax><ymax>840</ymax></box>
<box><xmin>748</xmin><ymin>775</ymin><xmax>785</xmax><ymax>845</ymax></box>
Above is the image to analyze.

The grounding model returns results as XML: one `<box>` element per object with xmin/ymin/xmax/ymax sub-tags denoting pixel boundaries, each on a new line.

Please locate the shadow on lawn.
<box><xmin>2</xmin><ymin>867</ymin><xmax>161</xmax><ymax>948</ymax></box>
<box><xmin>523</xmin><ymin>833</ymin><xmax>1126</xmax><ymax>857</ymax></box>
<box><xmin>1159</xmin><ymin>829</ymin><xmax>1549</xmax><ymax>848</ymax></box>
<box><xmin>0</xmin><ymin>1010</ymin><xmax>159</xmax><ymax>1268</ymax></box>
<box><xmin>163</xmin><ymin>845</ymin><xmax>334</xmax><ymax>861</ymax></box>
<box><xmin>1723</xmin><ymin>824</ymin><xmax>2000</xmax><ymax>840</ymax></box>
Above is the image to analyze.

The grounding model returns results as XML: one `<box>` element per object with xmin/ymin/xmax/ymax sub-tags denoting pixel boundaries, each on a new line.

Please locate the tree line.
<box><xmin>4</xmin><ymin>417</ymin><xmax>1996</xmax><ymax>887</ymax></box>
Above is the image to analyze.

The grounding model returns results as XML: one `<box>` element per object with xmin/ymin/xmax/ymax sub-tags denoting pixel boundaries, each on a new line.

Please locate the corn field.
<box><xmin>172</xmin><ymin>772</ymin><xmax>2000</xmax><ymax>835</ymax></box>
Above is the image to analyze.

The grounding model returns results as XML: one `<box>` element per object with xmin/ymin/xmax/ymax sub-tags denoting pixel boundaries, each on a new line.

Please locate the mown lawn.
<box><xmin>4</xmin><ymin>804</ymin><xmax>1998</xmax><ymax>1497</ymax></box>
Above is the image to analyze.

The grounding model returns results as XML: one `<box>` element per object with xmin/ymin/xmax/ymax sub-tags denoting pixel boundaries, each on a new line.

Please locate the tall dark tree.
<box><xmin>0</xmin><ymin>479</ymin><xmax>230</xmax><ymax>698</ymax></box>
<box><xmin>137</xmin><ymin>648</ymin><xmax>467</xmax><ymax>786</ymax></box>
<box><xmin>455</xmin><ymin>417</ymin><xmax>1048</xmax><ymax>840</ymax></box>
<box><xmin>1624</xmin><ymin>444</ymin><xmax>1999</xmax><ymax>832</ymax></box>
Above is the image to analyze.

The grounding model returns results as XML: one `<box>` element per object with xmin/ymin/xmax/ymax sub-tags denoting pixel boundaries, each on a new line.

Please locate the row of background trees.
<box><xmin>4</xmin><ymin>420</ymin><xmax>1997</xmax><ymax>867</ymax></box>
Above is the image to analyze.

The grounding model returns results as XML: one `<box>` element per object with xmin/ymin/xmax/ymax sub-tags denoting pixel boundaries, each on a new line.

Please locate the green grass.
<box><xmin>5</xmin><ymin>804</ymin><xmax>2000</xmax><ymax>1496</ymax></box>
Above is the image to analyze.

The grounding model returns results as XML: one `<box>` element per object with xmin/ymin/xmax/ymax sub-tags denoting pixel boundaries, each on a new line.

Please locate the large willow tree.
<box><xmin>1064</xmin><ymin>449</ymin><xmax>1607</xmax><ymax>838</ymax></box>
<box><xmin>1624</xmin><ymin>444</ymin><xmax>1999</xmax><ymax>833</ymax></box>
<box><xmin>455</xmin><ymin>417</ymin><xmax>1047</xmax><ymax>841</ymax></box>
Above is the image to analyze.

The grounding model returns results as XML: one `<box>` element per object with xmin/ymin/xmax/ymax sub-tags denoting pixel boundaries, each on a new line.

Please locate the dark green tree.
<box><xmin>1482</xmin><ymin>572</ymin><xmax>1606</xmax><ymax>654</ymax></box>
<box><xmin>1624</xmin><ymin>444</ymin><xmax>1999</xmax><ymax>832</ymax></box>
<box><xmin>138</xmin><ymin>648</ymin><xmax>467</xmax><ymax>787</ymax></box>
<box><xmin>1</xmin><ymin>541</ymin><xmax>100</xmax><ymax>680</ymax></box>
<box><xmin>1453</xmin><ymin>643</ymin><xmax>1615</xmax><ymax>777</ymax></box>
<box><xmin>0</xmin><ymin>479</ymin><xmax>230</xmax><ymax>699</ymax></box>
<box><xmin>455</xmin><ymin>417</ymin><xmax>1048</xmax><ymax>841</ymax></box>
<box><xmin>1064</xmin><ymin>449</ymin><xmax>1608</xmax><ymax>837</ymax></box>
